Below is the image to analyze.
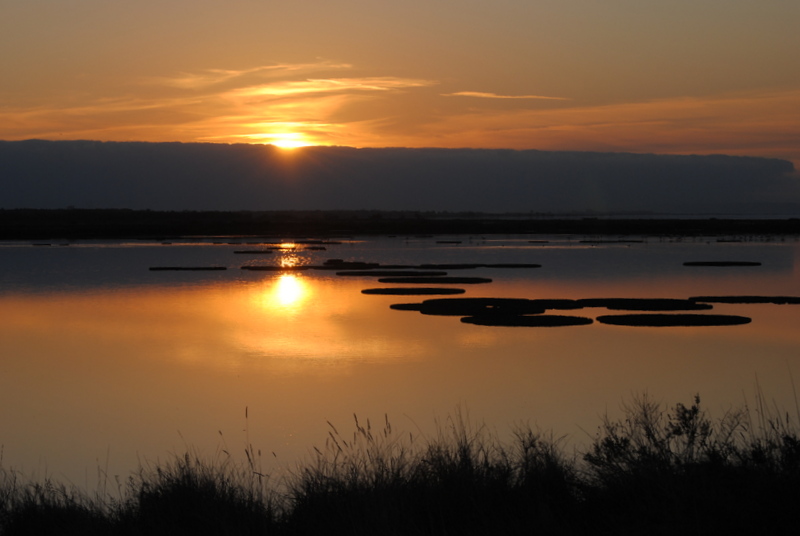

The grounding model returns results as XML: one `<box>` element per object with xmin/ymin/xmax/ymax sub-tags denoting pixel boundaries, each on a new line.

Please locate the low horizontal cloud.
<box><xmin>1</xmin><ymin>141</ymin><xmax>795</xmax><ymax>214</ymax></box>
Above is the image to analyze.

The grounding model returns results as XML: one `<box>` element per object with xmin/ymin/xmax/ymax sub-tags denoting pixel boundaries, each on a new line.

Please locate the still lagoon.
<box><xmin>2</xmin><ymin>234</ymin><xmax>800</xmax><ymax>489</ymax></box>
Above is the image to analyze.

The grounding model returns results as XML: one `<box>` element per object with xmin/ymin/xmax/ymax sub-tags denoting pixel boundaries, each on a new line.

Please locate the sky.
<box><xmin>2</xmin><ymin>0</ymin><xmax>800</xmax><ymax>165</ymax></box>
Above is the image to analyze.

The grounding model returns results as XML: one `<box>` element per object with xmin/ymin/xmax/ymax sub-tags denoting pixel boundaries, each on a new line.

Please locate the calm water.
<box><xmin>2</xmin><ymin>235</ymin><xmax>800</xmax><ymax>489</ymax></box>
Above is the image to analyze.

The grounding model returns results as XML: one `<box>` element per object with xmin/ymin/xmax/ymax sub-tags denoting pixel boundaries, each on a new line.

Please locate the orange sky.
<box><xmin>2</xmin><ymin>1</ymin><xmax>799</xmax><ymax>165</ymax></box>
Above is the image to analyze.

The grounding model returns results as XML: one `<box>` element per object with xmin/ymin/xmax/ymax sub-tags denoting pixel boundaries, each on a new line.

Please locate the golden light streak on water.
<box><xmin>270</xmin><ymin>274</ymin><xmax>308</xmax><ymax>310</ymax></box>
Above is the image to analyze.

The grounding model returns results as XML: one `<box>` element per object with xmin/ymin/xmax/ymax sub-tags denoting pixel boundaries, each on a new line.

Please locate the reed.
<box><xmin>283</xmin><ymin>410</ymin><xmax>578</xmax><ymax>534</ymax></box>
<box><xmin>580</xmin><ymin>392</ymin><xmax>800</xmax><ymax>534</ymax></box>
<box><xmin>0</xmin><ymin>466</ymin><xmax>111</xmax><ymax>536</ymax></box>
<box><xmin>1</xmin><ymin>393</ymin><xmax>799</xmax><ymax>535</ymax></box>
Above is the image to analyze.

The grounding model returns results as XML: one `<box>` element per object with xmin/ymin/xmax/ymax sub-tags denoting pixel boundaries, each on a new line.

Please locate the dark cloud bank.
<box><xmin>1</xmin><ymin>140</ymin><xmax>797</xmax><ymax>215</ymax></box>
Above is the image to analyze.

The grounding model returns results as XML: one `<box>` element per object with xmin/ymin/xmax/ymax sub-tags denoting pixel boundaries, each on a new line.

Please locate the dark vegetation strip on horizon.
<box><xmin>2</xmin><ymin>208</ymin><xmax>800</xmax><ymax>239</ymax></box>
<box><xmin>1</xmin><ymin>394</ymin><xmax>800</xmax><ymax>535</ymax></box>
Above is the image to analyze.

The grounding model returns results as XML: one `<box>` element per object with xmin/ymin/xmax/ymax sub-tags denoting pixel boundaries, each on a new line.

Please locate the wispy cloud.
<box><xmin>0</xmin><ymin>61</ymin><xmax>437</xmax><ymax>146</ymax></box>
<box><xmin>2</xmin><ymin>59</ymin><xmax>798</xmax><ymax>167</ymax></box>
<box><xmin>229</xmin><ymin>77</ymin><xmax>434</xmax><ymax>99</ymax></box>
<box><xmin>399</xmin><ymin>88</ymin><xmax>800</xmax><ymax>165</ymax></box>
<box><xmin>443</xmin><ymin>91</ymin><xmax>570</xmax><ymax>100</ymax></box>
<box><xmin>146</xmin><ymin>64</ymin><xmax>436</xmax><ymax>145</ymax></box>
<box><xmin>151</xmin><ymin>61</ymin><xmax>354</xmax><ymax>90</ymax></box>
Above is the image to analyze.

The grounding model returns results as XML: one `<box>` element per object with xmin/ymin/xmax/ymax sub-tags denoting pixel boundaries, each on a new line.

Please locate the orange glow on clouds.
<box><xmin>0</xmin><ymin>59</ymin><xmax>799</xmax><ymax>166</ymax></box>
<box><xmin>443</xmin><ymin>91</ymin><xmax>571</xmax><ymax>101</ymax></box>
<box><xmin>2</xmin><ymin>1</ymin><xmax>799</xmax><ymax>167</ymax></box>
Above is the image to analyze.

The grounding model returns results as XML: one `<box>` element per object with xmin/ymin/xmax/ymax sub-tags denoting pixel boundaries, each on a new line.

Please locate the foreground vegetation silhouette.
<box><xmin>2</xmin><ymin>394</ymin><xmax>799</xmax><ymax>535</ymax></box>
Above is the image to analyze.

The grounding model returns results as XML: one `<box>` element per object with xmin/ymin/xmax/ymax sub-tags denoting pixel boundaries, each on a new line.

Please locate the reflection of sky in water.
<box><xmin>1</xmin><ymin>236</ymin><xmax>799</xmax><ymax>489</ymax></box>
<box><xmin>1</xmin><ymin>236</ymin><xmax>797</xmax><ymax>291</ymax></box>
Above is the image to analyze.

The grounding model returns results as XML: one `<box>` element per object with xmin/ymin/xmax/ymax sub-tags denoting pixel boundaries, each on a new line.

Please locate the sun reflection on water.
<box><xmin>276</xmin><ymin>243</ymin><xmax>302</xmax><ymax>269</ymax></box>
<box><xmin>266</xmin><ymin>274</ymin><xmax>309</xmax><ymax>311</ymax></box>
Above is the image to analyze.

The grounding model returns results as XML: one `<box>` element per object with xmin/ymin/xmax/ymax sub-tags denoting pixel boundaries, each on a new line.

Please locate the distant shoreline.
<box><xmin>2</xmin><ymin>208</ymin><xmax>800</xmax><ymax>240</ymax></box>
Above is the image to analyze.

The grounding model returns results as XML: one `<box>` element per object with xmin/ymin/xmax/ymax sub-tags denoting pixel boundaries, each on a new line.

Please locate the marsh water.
<box><xmin>2</xmin><ymin>234</ymin><xmax>800</xmax><ymax>489</ymax></box>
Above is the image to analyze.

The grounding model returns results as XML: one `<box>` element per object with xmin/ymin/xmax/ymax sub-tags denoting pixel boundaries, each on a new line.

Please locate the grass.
<box><xmin>2</xmin><ymin>395</ymin><xmax>800</xmax><ymax>535</ymax></box>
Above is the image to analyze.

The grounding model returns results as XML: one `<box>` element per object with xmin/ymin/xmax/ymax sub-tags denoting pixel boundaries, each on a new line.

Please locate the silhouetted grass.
<box><xmin>282</xmin><ymin>412</ymin><xmax>578</xmax><ymax>535</ymax></box>
<box><xmin>2</xmin><ymin>394</ymin><xmax>799</xmax><ymax>535</ymax></box>
<box><xmin>580</xmin><ymin>393</ymin><xmax>800</xmax><ymax>534</ymax></box>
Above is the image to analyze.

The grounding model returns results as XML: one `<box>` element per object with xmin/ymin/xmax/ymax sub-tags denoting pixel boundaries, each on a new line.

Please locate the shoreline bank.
<box><xmin>3</xmin><ymin>208</ymin><xmax>800</xmax><ymax>240</ymax></box>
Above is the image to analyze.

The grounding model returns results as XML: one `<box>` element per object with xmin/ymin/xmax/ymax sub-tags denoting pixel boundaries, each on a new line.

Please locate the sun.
<box><xmin>268</xmin><ymin>132</ymin><xmax>312</xmax><ymax>149</ymax></box>
<box><xmin>238</xmin><ymin>130</ymin><xmax>312</xmax><ymax>148</ymax></box>
<box><xmin>271</xmin><ymin>138</ymin><xmax>309</xmax><ymax>149</ymax></box>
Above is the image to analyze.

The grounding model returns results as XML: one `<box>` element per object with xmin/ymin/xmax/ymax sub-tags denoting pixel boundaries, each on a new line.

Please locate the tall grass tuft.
<box><xmin>284</xmin><ymin>410</ymin><xmax>579</xmax><ymax>535</ymax></box>
<box><xmin>0</xmin><ymin>468</ymin><xmax>111</xmax><ymax>536</ymax></box>
<box><xmin>582</xmin><ymin>393</ymin><xmax>800</xmax><ymax>534</ymax></box>
<box><xmin>116</xmin><ymin>444</ymin><xmax>277</xmax><ymax>536</ymax></box>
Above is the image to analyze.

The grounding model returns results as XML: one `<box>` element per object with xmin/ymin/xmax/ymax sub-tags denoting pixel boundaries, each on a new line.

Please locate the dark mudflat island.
<box><xmin>2</xmin><ymin>208</ymin><xmax>800</xmax><ymax>239</ymax></box>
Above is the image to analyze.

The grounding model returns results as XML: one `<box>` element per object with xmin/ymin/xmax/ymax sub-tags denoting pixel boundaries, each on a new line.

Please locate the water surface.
<box><xmin>2</xmin><ymin>235</ymin><xmax>799</xmax><ymax>488</ymax></box>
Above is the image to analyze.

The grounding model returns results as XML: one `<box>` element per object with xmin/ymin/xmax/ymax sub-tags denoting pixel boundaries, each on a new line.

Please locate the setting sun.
<box><xmin>254</xmin><ymin>127</ymin><xmax>313</xmax><ymax>148</ymax></box>
<box><xmin>270</xmin><ymin>134</ymin><xmax>310</xmax><ymax>149</ymax></box>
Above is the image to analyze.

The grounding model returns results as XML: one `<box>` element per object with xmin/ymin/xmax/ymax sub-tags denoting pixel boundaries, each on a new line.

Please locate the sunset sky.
<box><xmin>2</xmin><ymin>1</ymin><xmax>799</xmax><ymax>164</ymax></box>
